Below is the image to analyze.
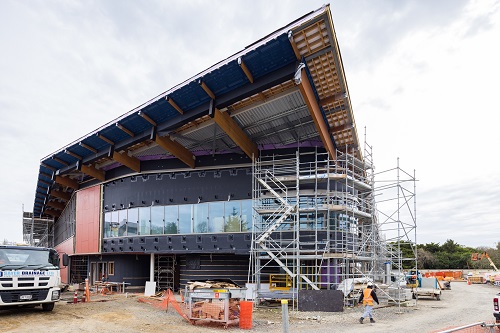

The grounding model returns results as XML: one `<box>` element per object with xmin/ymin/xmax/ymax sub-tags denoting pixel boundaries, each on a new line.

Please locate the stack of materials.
<box><xmin>184</xmin><ymin>280</ymin><xmax>247</xmax><ymax>328</ymax></box>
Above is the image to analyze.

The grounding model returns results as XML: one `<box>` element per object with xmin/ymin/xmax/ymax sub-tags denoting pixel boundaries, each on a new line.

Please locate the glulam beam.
<box><xmin>108</xmin><ymin>147</ymin><xmax>141</xmax><ymax>173</ymax></box>
<box><xmin>238</xmin><ymin>57</ymin><xmax>254</xmax><ymax>83</ymax></box>
<box><xmin>296</xmin><ymin>65</ymin><xmax>336</xmax><ymax>160</ymax></box>
<box><xmin>210</xmin><ymin>102</ymin><xmax>259</xmax><ymax>160</ymax></box>
<box><xmin>54</xmin><ymin>175</ymin><xmax>79</xmax><ymax>190</ymax></box>
<box><xmin>77</xmin><ymin>161</ymin><xmax>105</xmax><ymax>181</ymax></box>
<box><xmin>166</xmin><ymin>96</ymin><xmax>184</xmax><ymax>115</ymax></box>
<box><xmin>153</xmin><ymin>131</ymin><xmax>195</xmax><ymax>169</ymax></box>
<box><xmin>50</xmin><ymin>189</ymin><xmax>71</xmax><ymax>201</ymax></box>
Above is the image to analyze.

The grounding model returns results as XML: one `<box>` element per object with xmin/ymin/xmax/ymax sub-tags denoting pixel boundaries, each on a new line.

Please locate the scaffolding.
<box><xmin>249</xmin><ymin>146</ymin><xmax>379</xmax><ymax>307</ymax></box>
<box><xmin>373</xmin><ymin>158</ymin><xmax>418</xmax><ymax>308</ymax></box>
<box><xmin>22</xmin><ymin>211</ymin><xmax>55</xmax><ymax>248</ymax></box>
<box><xmin>155</xmin><ymin>255</ymin><xmax>175</xmax><ymax>291</ymax></box>
<box><xmin>249</xmin><ymin>145</ymin><xmax>417</xmax><ymax>309</ymax></box>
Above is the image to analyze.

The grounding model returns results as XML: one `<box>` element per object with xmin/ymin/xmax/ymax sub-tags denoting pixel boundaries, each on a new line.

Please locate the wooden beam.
<box><xmin>198</xmin><ymin>79</ymin><xmax>216</xmax><ymax>99</ymax></box>
<box><xmin>212</xmin><ymin>107</ymin><xmax>259</xmax><ymax>160</ymax></box>
<box><xmin>238</xmin><ymin>57</ymin><xmax>254</xmax><ymax>83</ymax></box>
<box><xmin>77</xmin><ymin>162</ymin><xmax>106</xmax><ymax>181</ymax></box>
<box><xmin>138</xmin><ymin>111</ymin><xmax>157</xmax><ymax>126</ymax></box>
<box><xmin>47</xmin><ymin>201</ymin><xmax>65</xmax><ymax>210</ymax></box>
<box><xmin>54</xmin><ymin>175</ymin><xmax>79</xmax><ymax>190</ymax></box>
<box><xmin>64</xmin><ymin>149</ymin><xmax>82</xmax><ymax>160</ymax></box>
<box><xmin>320</xmin><ymin>92</ymin><xmax>347</xmax><ymax>107</ymax></box>
<box><xmin>329</xmin><ymin>123</ymin><xmax>353</xmax><ymax>134</ymax></box>
<box><xmin>116</xmin><ymin>123</ymin><xmax>134</xmax><ymax>137</ymax></box>
<box><xmin>79</xmin><ymin>142</ymin><xmax>97</xmax><ymax>153</ymax></box>
<box><xmin>37</xmin><ymin>186</ymin><xmax>48</xmax><ymax>194</ymax></box>
<box><xmin>97</xmin><ymin>133</ymin><xmax>114</xmax><ymax>145</ymax></box>
<box><xmin>50</xmin><ymin>189</ymin><xmax>71</xmax><ymax>201</ymax></box>
<box><xmin>154</xmin><ymin>134</ymin><xmax>195</xmax><ymax>169</ymax></box>
<box><xmin>52</xmin><ymin>156</ymin><xmax>69</xmax><ymax>166</ymax></box>
<box><xmin>44</xmin><ymin>209</ymin><xmax>60</xmax><ymax>217</ymax></box>
<box><xmin>109</xmin><ymin>149</ymin><xmax>141</xmax><ymax>173</ymax></box>
<box><xmin>166</xmin><ymin>96</ymin><xmax>184</xmax><ymax>115</ymax></box>
<box><xmin>41</xmin><ymin>163</ymin><xmax>56</xmax><ymax>171</ymax></box>
<box><xmin>40</xmin><ymin>171</ymin><xmax>53</xmax><ymax>179</ymax></box>
<box><xmin>296</xmin><ymin>66</ymin><xmax>336</xmax><ymax>160</ymax></box>
<box><xmin>39</xmin><ymin>179</ymin><xmax>52</xmax><ymax>186</ymax></box>
<box><xmin>288</xmin><ymin>31</ymin><xmax>301</xmax><ymax>60</ymax></box>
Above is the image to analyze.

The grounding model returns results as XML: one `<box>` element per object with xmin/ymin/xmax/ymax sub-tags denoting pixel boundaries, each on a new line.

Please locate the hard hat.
<box><xmin>367</xmin><ymin>282</ymin><xmax>373</xmax><ymax>287</ymax></box>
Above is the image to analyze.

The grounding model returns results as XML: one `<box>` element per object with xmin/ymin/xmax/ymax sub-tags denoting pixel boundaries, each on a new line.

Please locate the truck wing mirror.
<box><xmin>62</xmin><ymin>253</ymin><xmax>69</xmax><ymax>267</ymax></box>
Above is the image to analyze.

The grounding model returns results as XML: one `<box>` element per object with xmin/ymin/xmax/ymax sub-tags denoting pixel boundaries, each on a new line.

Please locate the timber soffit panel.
<box><xmin>32</xmin><ymin>5</ymin><xmax>361</xmax><ymax>217</ymax></box>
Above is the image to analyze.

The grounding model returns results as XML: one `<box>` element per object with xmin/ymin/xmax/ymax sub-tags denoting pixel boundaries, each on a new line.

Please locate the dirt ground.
<box><xmin>1</xmin><ymin>281</ymin><xmax>498</xmax><ymax>333</ymax></box>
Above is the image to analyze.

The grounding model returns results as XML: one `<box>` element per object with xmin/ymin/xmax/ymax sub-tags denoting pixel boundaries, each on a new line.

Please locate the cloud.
<box><xmin>0</xmin><ymin>0</ymin><xmax>498</xmax><ymax>250</ymax></box>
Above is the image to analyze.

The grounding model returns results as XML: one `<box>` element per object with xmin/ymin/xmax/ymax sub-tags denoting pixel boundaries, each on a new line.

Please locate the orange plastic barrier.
<box><xmin>239</xmin><ymin>301</ymin><xmax>253</xmax><ymax>329</ymax></box>
<box><xmin>138</xmin><ymin>289</ymin><xmax>191</xmax><ymax>323</ymax></box>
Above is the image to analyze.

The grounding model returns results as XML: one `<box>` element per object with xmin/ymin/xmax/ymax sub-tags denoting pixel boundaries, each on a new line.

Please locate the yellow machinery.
<box><xmin>270</xmin><ymin>274</ymin><xmax>292</xmax><ymax>291</ymax></box>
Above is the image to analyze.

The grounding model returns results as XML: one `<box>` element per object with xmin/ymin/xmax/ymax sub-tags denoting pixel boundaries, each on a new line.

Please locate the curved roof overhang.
<box><xmin>33</xmin><ymin>4</ymin><xmax>362</xmax><ymax>218</ymax></box>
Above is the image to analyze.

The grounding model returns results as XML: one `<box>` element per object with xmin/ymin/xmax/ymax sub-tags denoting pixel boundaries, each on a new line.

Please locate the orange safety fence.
<box><xmin>424</xmin><ymin>271</ymin><xmax>464</xmax><ymax>280</ymax></box>
<box><xmin>138</xmin><ymin>289</ymin><xmax>191</xmax><ymax>323</ymax></box>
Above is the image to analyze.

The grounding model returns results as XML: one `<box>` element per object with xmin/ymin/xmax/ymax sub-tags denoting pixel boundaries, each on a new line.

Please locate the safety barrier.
<box><xmin>239</xmin><ymin>301</ymin><xmax>253</xmax><ymax>329</ymax></box>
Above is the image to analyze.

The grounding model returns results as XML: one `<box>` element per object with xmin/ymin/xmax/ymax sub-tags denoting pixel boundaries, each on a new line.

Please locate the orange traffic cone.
<box><xmin>73</xmin><ymin>290</ymin><xmax>78</xmax><ymax>304</ymax></box>
<box><xmin>467</xmin><ymin>278</ymin><xmax>471</xmax><ymax>285</ymax></box>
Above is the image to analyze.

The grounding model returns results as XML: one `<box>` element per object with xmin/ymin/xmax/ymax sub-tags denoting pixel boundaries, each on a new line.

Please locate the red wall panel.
<box><xmin>75</xmin><ymin>185</ymin><xmax>101</xmax><ymax>254</ymax></box>
<box><xmin>55</xmin><ymin>236</ymin><xmax>74</xmax><ymax>284</ymax></box>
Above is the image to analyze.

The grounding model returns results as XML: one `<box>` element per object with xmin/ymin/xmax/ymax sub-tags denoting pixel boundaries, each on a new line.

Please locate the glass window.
<box><xmin>225</xmin><ymin>201</ymin><xmax>241</xmax><ymax>232</ymax></box>
<box><xmin>139</xmin><ymin>207</ymin><xmax>151</xmax><ymax>235</ymax></box>
<box><xmin>104</xmin><ymin>212</ymin><xmax>112</xmax><ymax>238</ymax></box>
<box><xmin>127</xmin><ymin>208</ymin><xmax>138</xmax><ymax>236</ymax></box>
<box><xmin>151</xmin><ymin>206</ymin><xmax>164</xmax><ymax>235</ymax></box>
<box><xmin>110</xmin><ymin>211</ymin><xmax>119</xmax><ymax>237</ymax></box>
<box><xmin>194</xmin><ymin>203</ymin><xmax>209</xmax><ymax>233</ymax></box>
<box><xmin>164</xmin><ymin>206</ymin><xmax>178</xmax><ymax>234</ymax></box>
<box><xmin>241</xmin><ymin>200</ymin><xmax>253</xmax><ymax>231</ymax></box>
<box><xmin>178</xmin><ymin>204</ymin><xmax>192</xmax><ymax>234</ymax></box>
<box><xmin>118</xmin><ymin>210</ymin><xmax>128</xmax><ymax>236</ymax></box>
<box><xmin>108</xmin><ymin>262</ymin><xmax>115</xmax><ymax>276</ymax></box>
<box><xmin>209</xmin><ymin>202</ymin><xmax>224</xmax><ymax>233</ymax></box>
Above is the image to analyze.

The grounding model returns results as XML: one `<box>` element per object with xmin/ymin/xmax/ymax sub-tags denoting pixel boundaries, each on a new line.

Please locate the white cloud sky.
<box><xmin>0</xmin><ymin>0</ymin><xmax>498</xmax><ymax>248</ymax></box>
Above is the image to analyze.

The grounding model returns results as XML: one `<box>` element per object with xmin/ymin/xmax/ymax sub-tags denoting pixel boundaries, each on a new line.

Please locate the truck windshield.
<box><xmin>0</xmin><ymin>248</ymin><xmax>58</xmax><ymax>269</ymax></box>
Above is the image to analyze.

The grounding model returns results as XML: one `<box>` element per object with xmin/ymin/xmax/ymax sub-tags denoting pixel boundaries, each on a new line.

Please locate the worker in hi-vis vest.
<box><xmin>358</xmin><ymin>282</ymin><xmax>379</xmax><ymax>324</ymax></box>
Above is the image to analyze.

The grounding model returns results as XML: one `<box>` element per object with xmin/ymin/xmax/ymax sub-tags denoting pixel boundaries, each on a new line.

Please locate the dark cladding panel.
<box><xmin>298</xmin><ymin>290</ymin><xmax>344</xmax><ymax>312</ymax></box>
<box><xmin>102</xmin><ymin>233</ymin><xmax>251</xmax><ymax>254</ymax></box>
<box><xmin>54</xmin><ymin>195</ymin><xmax>76</xmax><ymax>246</ymax></box>
<box><xmin>179</xmin><ymin>254</ymin><xmax>249</xmax><ymax>289</ymax></box>
<box><xmin>103</xmin><ymin>167</ymin><xmax>251</xmax><ymax>208</ymax></box>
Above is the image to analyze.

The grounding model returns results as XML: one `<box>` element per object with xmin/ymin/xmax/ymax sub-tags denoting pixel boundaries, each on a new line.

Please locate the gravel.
<box><xmin>1</xmin><ymin>281</ymin><xmax>498</xmax><ymax>333</ymax></box>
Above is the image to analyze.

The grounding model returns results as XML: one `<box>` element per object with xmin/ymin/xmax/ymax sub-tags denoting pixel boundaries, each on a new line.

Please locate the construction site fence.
<box><xmin>422</xmin><ymin>271</ymin><xmax>464</xmax><ymax>280</ymax></box>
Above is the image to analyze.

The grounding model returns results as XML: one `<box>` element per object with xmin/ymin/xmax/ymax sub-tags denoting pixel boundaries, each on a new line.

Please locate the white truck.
<box><xmin>0</xmin><ymin>245</ymin><xmax>68</xmax><ymax>311</ymax></box>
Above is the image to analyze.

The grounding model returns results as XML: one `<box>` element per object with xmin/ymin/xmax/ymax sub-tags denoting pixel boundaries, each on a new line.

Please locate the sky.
<box><xmin>0</xmin><ymin>0</ymin><xmax>499</xmax><ymax>248</ymax></box>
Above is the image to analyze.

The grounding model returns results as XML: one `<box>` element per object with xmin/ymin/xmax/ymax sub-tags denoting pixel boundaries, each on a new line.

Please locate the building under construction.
<box><xmin>27</xmin><ymin>5</ymin><xmax>416</xmax><ymax>309</ymax></box>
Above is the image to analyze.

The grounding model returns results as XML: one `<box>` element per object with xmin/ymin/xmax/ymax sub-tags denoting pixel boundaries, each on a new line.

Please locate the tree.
<box><xmin>417</xmin><ymin>248</ymin><xmax>438</xmax><ymax>269</ymax></box>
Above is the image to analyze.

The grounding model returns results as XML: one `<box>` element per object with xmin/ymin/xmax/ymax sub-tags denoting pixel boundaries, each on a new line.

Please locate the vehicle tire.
<box><xmin>436</xmin><ymin>294</ymin><xmax>441</xmax><ymax>301</ymax></box>
<box><xmin>42</xmin><ymin>302</ymin><xmax>55</xmax><ymax>311</ymax></box>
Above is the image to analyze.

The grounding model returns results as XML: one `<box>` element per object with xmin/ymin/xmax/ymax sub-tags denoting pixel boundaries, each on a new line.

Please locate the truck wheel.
<box><xmin>436</xmin><ymin>294</ymin><xmax>441</xmax><ymax>301</ymax></box>
<box><xmin>42</xmin><ymin>302</ymin><xmax>55</xmax><ymax>311</ymax></box>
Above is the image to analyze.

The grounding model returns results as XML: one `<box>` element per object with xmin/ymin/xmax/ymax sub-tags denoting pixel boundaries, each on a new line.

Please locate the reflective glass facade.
<box><xmin>103</xmin><ymin>199</ymin><xmax>253</xmax><ymax>238</ymax></box>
